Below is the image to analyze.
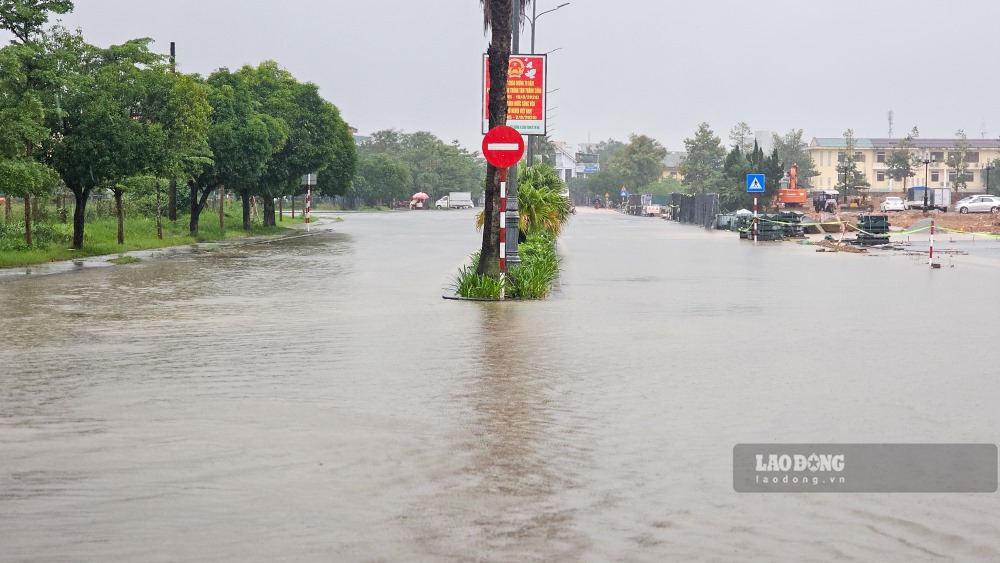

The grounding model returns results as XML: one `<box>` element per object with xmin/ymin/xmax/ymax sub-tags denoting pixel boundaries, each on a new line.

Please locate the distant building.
<box><xmin>550</xmin><ymin>141</ymin><xmax>577</xmax><ymax>182</ymax></box>
<box><xmin>809</xmin><ymin>137</ymin><xmax>1000</xmax><ymax>193</ymax></box>
<box><xmin>661</xmin><ymin>151</ymin><xmax>686</xmax><ymax>180</ymax></box>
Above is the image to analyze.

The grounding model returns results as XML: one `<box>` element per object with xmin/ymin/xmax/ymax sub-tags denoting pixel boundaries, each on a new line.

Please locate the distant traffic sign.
<box><xmin>482</xmin><ymin>126</ymin><xmax>525</xmax><ymax>168</ymax></box>
<box><xmin>746</xmin><ymin>174</ymin><xmax>765</xmax><ymax>193</ymax></box>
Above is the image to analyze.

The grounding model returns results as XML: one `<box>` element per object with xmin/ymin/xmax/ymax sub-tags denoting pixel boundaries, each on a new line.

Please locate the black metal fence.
<box><xmin>665</xmin><ymin>192</ymin><xmax>721</xmax><ymax>229</ymax></box>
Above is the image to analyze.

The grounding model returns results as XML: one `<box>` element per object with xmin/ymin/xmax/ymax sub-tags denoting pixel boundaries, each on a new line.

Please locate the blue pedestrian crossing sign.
<box><xmin>746</xmin><ymin>174</ymin><xmax>765</xmax><ymax>193</ymax></box>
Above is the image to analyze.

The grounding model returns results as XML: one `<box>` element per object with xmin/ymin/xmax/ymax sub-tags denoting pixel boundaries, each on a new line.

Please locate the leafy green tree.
<box><xmin>0</xmin><ymin>0</ymin><xmax>72</xmax><ymax>43</ymax></box>
<box><xmin>885</xmin><ymin>134</ymin><xmax>916</xmax><ymax>192</ymax></box>
<box><xmin>680</xmin><ymin>122</ymin><xmax>726</xmax><ymax>193</ymax></box>
<box><xmin>608</xmin><ymin>133</ymin><xmax>667</xmax><ymax>191</ymax></box>
<box><xmin>313</xmin><ymin>122</ymin><xmax>357</xmax><ymax>201</ymax></box>
<box><xmin>41</xmin><ymin>33</ymin><xmax>171</xmax><ymax>249</ymax></box>
<box><xmin>720</xmin><ymin>142</ymin><xmax>783</xmax><ymax>211</ymax></box>
<box><xmin>316</xmin><ymin>135</ymin><xmax>358</xmax><ymax>202</ymax></box>
<box><xmin>760</xmin><ymin>146</ymin><xmax>785</xmax><ymax>210</ymax></box>
<box><xmin>720</xmin><ymin>145</ymin><xmax>752</xmax><ymax>211</ymax></box>
<box><xmin>359</xmin><ymin>129</ymin><xmax>404</xmax><ymax>156</ymax></box>
<box><xmin>946</xmin><ymin>129</ymin><xmax>971</xmax><ymax>190</ymax></box>
<box><xmin>579</xmin><ymin>169</ymin><xmax>627</xmax><ymax>203</ymax></box>
<box><xmin>199</xmin><ymin>69</ymin><xmax>287</xmax><ymax>235</ymax></box>
<box><xmin>0</xmin><ymin>159</ymin><xmax>58</xmax><ymax>244</ymax></box>
<box><xmin>592</xmin><ymin>138</ymin><xmax>625</xmax><ymax>170</ymax></box>
<box><xmin>0</xmin><ymin>44</ymin><xmax>50</xmax><ymax>246</ymax></box>
<box><xmin>644</xmin><ymin>176</ymin><xmax>683</xmax><ymax>196</ymax></box>
<box><xmin>729</xmin><ymin>121</ymin><xmax>754</xmax><ymax>155</ymax></box>
<box><xmin>0</xmin><ymin>1</ymin><xmax>71</xmax><ymax>245</ymax></box>
<box><xmin>357</xmin><ymin>129</ymin><xmax>484</xmax><ymax>202</ymax></box>
<box><xmin>771</xmin><ymin>129</ymin><xmax>818</xmax><ymax>188</ymax></box>
<box><xmin>239</xmin><ymin>61</ymin><xmax>353</xmax><ymax>227</ymax></box>
<box><xmin>352</xmin><ymin>153</ymin><xmax>410</xmax><ymax>206</ymax></box>
<box><xmin>156</xmin><ymin>73</ymin><xmax>212</xmax><ymax>237</ymax></box>
<box><xmin>836</xmin><ymin>128</ymin><xmax>868</xmax><ymax>197</ymax></box>
<box><xmin>401</xmin><ymin>131</ymin><xmax>477</xmax><ymax>198</ymax></box>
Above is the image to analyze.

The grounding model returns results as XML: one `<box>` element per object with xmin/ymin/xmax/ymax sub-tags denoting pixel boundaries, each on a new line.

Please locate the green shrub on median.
<box><xmin>451</xmin><ymin>230</ymin><xmax>560</xmax><ymax>300</ymax></box>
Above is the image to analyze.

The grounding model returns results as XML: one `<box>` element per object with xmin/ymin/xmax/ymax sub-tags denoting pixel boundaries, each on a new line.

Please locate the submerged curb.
<box><xmin>441</xmin><ymin>291</ymin><xmax>503</xmax><ymax>302</ymax></box>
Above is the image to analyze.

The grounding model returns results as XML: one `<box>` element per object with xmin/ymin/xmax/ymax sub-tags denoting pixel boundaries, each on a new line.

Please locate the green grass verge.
<box><xmin>0</xmin><ymin>210</ymin><xmax>305</xmax><ymax>268</ymax></box>
<box><xmin>451</xmin><ymin>231</ymin><xmax>560</xmax><ymax>300</ymax></box>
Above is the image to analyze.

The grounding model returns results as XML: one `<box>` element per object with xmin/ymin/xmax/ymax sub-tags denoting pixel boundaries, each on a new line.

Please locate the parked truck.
<box><xmin>435</xmin><ymin>192</ymin><xmax>474</xmax><ymax>209</ymax></box>
<box><xmin>904</xmin><ymin>186</ymin><xmax>952</xmax><ymax>211</ymax></box>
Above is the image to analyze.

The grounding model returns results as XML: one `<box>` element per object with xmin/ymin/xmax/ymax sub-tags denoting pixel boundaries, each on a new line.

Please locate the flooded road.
<box><xmin>2</xmin><ymin>208</ymin><xmax>999</xmax><ymax>562</ymax></box>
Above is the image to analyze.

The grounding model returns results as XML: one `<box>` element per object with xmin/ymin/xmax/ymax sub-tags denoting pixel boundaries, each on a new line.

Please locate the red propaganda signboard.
<box><xmin>481</xmin><ymin>126</ymin><xmax>525</xmax><ymax>169</ymax></box>
<box><xmin>482</xmin><ymin>54</ymin><xmax>546</xmax><ymax>136</ymax></box>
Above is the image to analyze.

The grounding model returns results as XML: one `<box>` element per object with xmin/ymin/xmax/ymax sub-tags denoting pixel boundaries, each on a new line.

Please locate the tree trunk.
<box><xmin>263</xmin><ymin>197</ymin><xmax>276</xmax><ymax>226</ymax></box>
<box><xmin>24</xmin><ymin>196</ymin><xmax>33</xmax><ymax>247</ymax></box>
<box><xmin>241</xmin><ymin>189</ymin><xmax>252</xmax><ymax>230</ymax></box>
<box><xmin>219</xmin><ymin>185</ymin><xmax>225</xmax><ymax>232</ymax></box>
<box><xmin>71</xmin><ymin>188</ymin><xmax>89</xmax><ymax>249</ymax></box>
<box><xmin>279</xmin><ymin>196</ymin><xmax>283</xmax><ymax>222</ymax></box>
<box><xmin>291</xmin><ymin>195</ymin><xmax>295</xmax><ymax>218</ymax></box>
<box><xmin>168</xmin><ymin>179</ymin><xmax>177</xmax><ymax>221</ymax></box>
<box><xmin>476</xmin><ymin>0</ymin><xmax>513</xmax><ymax>276</ymax></box>
<box><xmin>114</xmin><ymin>189</ymin><xmax>124</xmax><ymax>244</ymax></box>
<box><xmin>189</xmin><ymin>181</ymin><xmax>201</xmax><ymax>237</ymax></box>
<box><xmin>156</xmin><ymin>181</ymin><xmax>163</xmax><ymax>240</ymax></box>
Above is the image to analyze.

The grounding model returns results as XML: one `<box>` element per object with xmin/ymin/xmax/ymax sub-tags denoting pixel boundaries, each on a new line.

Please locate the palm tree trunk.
<box><xmin>476</xmin><ymin>0</ymin><xmax>513</xmax><ymax>276</ymax></box>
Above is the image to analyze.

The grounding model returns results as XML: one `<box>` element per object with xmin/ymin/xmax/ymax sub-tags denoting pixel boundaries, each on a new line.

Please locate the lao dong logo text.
<box><xmin>754</xmin><ymin>454</ymin><xmax>846</xmax><ymax>485</ymax></box>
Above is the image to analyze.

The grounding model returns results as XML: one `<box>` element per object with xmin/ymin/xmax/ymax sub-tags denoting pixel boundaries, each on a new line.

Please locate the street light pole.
<box><xmin>921</xmin><ymin>151</ymin><xmax>933</xmax><ymax>212</ymax></box>
<box><xmin>985</xmin><ymin>162</ymin><xmax>994</xmax><ymax>195</ymax></box>
<box><xmin>525</xmin><ymin>2</ymin><xmax>569</xmax><ymax>167</ymax></box>
<box><xmin>506</xmin><ymin>2</ymin><xmax>522</xmax><ymax>268</ymax></box>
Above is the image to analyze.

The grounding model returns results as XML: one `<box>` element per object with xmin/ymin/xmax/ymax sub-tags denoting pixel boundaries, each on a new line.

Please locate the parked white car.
<box><xmin>954</xmin><ymin>195</ymin><xmax>1000</xmax><ymax>214</ymax></box>
<box><xmin>879</xmin><ymin>196</ymin><xmax>905</xmax><ymax>212</ymax></box>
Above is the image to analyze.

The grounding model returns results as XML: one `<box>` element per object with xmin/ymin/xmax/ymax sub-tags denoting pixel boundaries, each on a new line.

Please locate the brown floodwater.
<box><xmin>2</xmin><ymin>208</ymin><xmax>999</xmax><ymax>562</ymax></box>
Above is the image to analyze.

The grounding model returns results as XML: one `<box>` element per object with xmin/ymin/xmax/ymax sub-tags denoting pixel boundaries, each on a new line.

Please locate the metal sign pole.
<box><xmin>499</xmin><ymin>167</ymin><xmax>507</xmax><ymax>299</ymax></box>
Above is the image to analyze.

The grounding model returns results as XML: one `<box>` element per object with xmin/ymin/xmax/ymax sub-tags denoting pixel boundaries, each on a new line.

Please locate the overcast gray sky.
<box><xmin>19</xmin><ymin>0</ymin><xmax>1000</xmax><ymax>152</ymax></box>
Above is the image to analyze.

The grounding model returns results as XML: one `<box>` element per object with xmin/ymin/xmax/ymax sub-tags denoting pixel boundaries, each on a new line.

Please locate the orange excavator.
<box><xmin>776</xmin><ymin>162</ymin><xmax>808</xmax><ymax>208</ymax></box>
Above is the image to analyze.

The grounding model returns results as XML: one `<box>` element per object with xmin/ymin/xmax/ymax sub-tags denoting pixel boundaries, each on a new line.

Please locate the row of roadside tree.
<box><xmin>0</xmin><ymin>1</ymin><xmax>356</xmax><ymax>250</ymax></box>
<box><xmin>567</xmin><ymin>124</ymin><xmax>820</xmax><ymax>212</ymax></box>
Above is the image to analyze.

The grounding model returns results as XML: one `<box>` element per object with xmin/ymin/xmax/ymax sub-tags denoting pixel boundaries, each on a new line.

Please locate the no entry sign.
<box><xmin>481</xmin><ymin>126</ymin><xmax>525</xmax><ymax>168</ymax></box>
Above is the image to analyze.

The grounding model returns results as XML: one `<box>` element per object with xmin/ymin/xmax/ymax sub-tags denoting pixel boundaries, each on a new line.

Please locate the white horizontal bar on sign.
<box><xmin>487</xmin><ymin>143</ymin><xmax>520</xmax><ymax>151</ymax></box>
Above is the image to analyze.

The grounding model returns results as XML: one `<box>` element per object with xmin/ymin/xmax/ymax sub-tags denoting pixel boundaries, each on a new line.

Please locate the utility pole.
<box><xmin>167</xmin><ymin>41</ymin><xmax>177</xmax><ymax>222</ymax></box>
<box><xmin>525</xmin><ymin>1</ymin><xmax>537</xmax><ymax>168</ymax></box>
<box><xmin>506</xmin><ymin>3</ymin><xmax>522</xmax><ymax>268</ymax></box>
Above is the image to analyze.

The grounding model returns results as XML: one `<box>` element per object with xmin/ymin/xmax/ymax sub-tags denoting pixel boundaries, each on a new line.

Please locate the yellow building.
<box><xmin>808</xmin><ymin>137</ymin><xmax>1000</xmax><ymax>194</ymax></box>
<box><xmin>661</xmin><ymin>151</ymin><xmax>686</xmax><ymax>180</ymax></box>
